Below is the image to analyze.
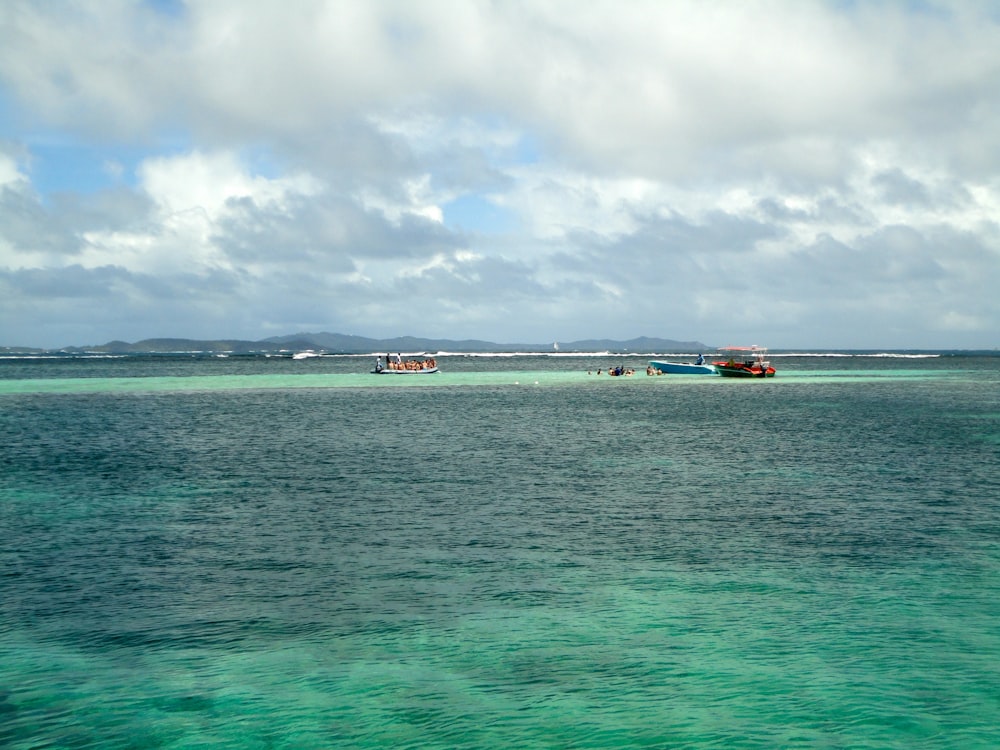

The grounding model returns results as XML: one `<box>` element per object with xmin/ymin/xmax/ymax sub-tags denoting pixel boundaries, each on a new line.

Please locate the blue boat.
<box><xmin>649</xmin><ymin>359</ymin><xmax>717</xmax><ymax>375</ymax></box>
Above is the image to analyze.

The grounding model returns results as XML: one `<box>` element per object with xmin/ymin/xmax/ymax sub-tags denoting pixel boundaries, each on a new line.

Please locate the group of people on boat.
<box><xmin>374</xmin><ymin>354</ymin><xmax>437</xmax><ymax>372</ymax></box>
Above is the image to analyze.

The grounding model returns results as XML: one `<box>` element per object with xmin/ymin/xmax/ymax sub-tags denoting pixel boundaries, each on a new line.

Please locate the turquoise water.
<box><xmin>2</xmin><ymin>354</ymin><xmax>999</xmax><ymax>748</ymax></box>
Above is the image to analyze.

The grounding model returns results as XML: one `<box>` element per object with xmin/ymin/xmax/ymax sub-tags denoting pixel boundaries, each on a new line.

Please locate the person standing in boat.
<box><xmin>375</xmin><ymin>356</ymin><xmax>383</xmax><ymax>372</ymax></box>
<box><xmin>695</xmin><ymin>353</ymin><xmax>705</xmax><ymax>365</ymax></box>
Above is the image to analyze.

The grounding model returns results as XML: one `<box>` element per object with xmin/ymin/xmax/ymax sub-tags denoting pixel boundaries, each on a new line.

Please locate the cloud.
<box><xmin>1</xmin><ymin>0</ymin><xmax>999</xmax><ymax>349</ymax></box>
<box><xmin>0</xmin><ymin>150</ymin><xmax>26</xmax><ymax>186</ymax></box>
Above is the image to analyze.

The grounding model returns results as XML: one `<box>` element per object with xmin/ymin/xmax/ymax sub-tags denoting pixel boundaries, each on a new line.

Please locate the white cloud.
<box><xmin>65</xmin><ymin>150</ymin><xmax>325</xmax><ymax>277</ymax></box>
<box><xmin>357</xmin><ymin>173</ymin><xmax>443</xmax><ymax>225</ymax></box>
<box><xmin>1</xmin><ymin>0</ymin><xmax>1000</xmax><ymax>348</ymax></box>
<box><xmin>0</xmin><ymin>152</ymin><xmax>26</xmax><ymax>186</ymax></box>
<box><xmin>138</xmin><ymin>150</ymin><xmax>320</xmax><ymax>220</ymax></box>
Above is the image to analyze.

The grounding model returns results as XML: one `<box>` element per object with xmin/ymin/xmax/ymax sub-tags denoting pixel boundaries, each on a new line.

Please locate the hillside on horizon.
<box><xmin>17</xmin><ymin>332</ymin><xmax>711</xmax><ymax>354</ymax></box>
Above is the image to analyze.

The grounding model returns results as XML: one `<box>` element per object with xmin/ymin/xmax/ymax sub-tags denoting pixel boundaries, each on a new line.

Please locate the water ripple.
<box><xmin>2</xmin><ymin>364</ymin><xmax>999</xmax><ymax>747</ymax></box>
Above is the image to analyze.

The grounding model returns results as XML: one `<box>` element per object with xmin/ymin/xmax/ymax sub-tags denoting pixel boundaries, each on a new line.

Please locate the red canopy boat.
<box><xmin>713</xmin><ymin>346</ymin><xmax>776</xmax><ymax>378</ymax></box>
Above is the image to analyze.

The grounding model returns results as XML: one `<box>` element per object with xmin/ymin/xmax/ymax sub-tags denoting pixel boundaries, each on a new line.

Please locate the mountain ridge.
<box><xmin>37</xmin><ymin>333</ymin><xmax>711</xmax><ymax>354</ymax></box>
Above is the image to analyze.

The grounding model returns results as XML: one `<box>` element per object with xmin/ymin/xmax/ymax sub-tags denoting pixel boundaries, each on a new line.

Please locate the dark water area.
<box><xmin>1</xmin><ymin>354</ymin><xmax>999</xmax><ymax>748</ymax></box>
<box><xmin>2</xmin><ymin>348</ymin><xmax>998</xmax><ymax>380</ymax></box>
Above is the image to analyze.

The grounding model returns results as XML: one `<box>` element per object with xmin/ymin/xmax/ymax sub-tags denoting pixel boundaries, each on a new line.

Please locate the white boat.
<box><xmin>649</xmin><ymin>358</ymin><xmax>717</xmax><ymax>375</ymax></box>
<box><xmin>372</xmin><ymin>355</ymin><xmax>438</xmax><ymax>374</ymax></box>
<box><xmin>292</xmin><ymin>350</ymin><xmax>321</xmax><ymax>360</ymax></box>
<box><xmin>371</xmin><ymin>366</ymin><xmax>439</xmax><ymax>375</ymax></box>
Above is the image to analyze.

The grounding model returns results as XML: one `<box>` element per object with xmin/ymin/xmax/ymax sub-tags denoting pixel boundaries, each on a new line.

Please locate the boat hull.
<box><xmin>371</xmin><ymin>367</ymin><xmax>439</xmax><ymax>375</ymax></box>
<box><xmin>714</xmin><ymin>365</ymin><xmax>775</xmax><ymax>378</ymax></box>
<box><xmin>649</xmin><ymin>360</ymin><xmax>717</xmax><ymax>375</ymax></box>
<box><xmin>713</xmin><ymin>346</ymin><xmax>776</xmax><ymax>378</ymax></box>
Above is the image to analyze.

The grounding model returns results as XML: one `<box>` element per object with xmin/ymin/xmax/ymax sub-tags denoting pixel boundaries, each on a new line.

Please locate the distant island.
<box><xmin>3</xmin><ymin>333</ymin><xmax>710</xmax><ymax>355</ymax></box>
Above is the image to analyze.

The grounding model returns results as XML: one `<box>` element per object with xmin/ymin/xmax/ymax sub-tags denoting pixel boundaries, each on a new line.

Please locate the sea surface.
<box><xmin>2</xmin><ymin>352</ymin><xmax>999</xmax><ymax>749</ymax></box>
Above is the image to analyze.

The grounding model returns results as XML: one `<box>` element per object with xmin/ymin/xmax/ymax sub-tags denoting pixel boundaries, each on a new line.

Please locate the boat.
<box><xmin>649</xmin><ymin>358</ymin><xmax>717</xmax><ymax>375</ymax></box>
<box><xmin>712</xmin><ymin>346</ymin><xmax>776</xmax><ymax>378</ymax></box>
<box><xmin>371</xmin><ymin>355</ymin><xmax>439</xmax><ymax>374</ymax></box>
<box><xmin>292</xmin><ymin>350</ymin><xmax>321</xmax><ymax>360</ymax></box>
<box><xmin>371</xmin><ymin>366</ymin><xmax>439</xmax><ymax>375</ymax></box>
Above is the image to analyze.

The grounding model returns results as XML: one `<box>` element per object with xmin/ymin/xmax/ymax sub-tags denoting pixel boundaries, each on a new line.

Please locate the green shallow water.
<box><xmin>0</xmin><ymin>368</ymin><xmax>966</xmax><ymax>395</ymax></box>
<box><xmin>1</xmin><ymin>354</ymin><xmax>999</xmax><ymax>748</ymax></box>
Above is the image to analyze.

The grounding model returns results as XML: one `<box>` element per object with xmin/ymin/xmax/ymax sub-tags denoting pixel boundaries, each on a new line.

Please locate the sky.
<box><xmin>2</xmin><ymin>0</ymin><xmax>999</xmax><ymax>351</ymax></box>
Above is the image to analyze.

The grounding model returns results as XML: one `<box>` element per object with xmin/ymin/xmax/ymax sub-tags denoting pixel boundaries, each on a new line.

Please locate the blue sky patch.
<box><xmin>442</xmin><ymin>194</ymin><xmax>516</xmax><ymax>234</ymax></box>
<box><xmin>145</xmin><ymin>0</ymin><xmax>186</xmax><ymax>18</ymax></box>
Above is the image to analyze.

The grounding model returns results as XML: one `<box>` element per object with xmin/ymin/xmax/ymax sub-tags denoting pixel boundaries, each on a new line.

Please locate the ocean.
<box><xmin>2</xmin><ymin>352</ymin><xmax>999</xmax><ymax>748</ymax></box>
